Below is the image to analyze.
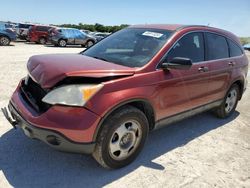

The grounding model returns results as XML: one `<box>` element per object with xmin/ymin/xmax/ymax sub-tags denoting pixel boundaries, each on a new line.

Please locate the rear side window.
<box><xmin>73</xmin><ymin>29</ymin><xmax>84</xmax><ymax>38</ymax></box>
<box><xmin>227</xmin><ymin>39</ymin><xmax>243</xmax><ymax>57</ymax></box>
<box><xmin>19</xmin><ymin>24</ymin><xmax>32</xmax><ymax>29</ymax></box>
<box><xmin>62</xmin><ymin>29</ymin><xmax>74</xmax><ymax>38</ymax></box>
<box><xmin>167</xmin><ymin>32</ymin><xmax>205</xmax><ymax>63</ymax></box>
<box><xmin>205</xmin><ymin>33</ymin><xmax>229</xmax><ymax>60</ymax></box>
<box><xmin>0</xmin><ymin>23</ymin><xmax>5</xmax><ymax>29</ymax></box>
<box><xmin>36</xmin><ymin>26</ymin><xmax>50</xmax><ymax>31</ymax></box>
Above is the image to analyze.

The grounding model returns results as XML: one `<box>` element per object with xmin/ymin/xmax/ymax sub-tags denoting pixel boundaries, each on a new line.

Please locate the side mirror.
<box><xmin>161</xmin><ymin>57</ymin><xmax>193</xmax><ymax>70</ymax></box>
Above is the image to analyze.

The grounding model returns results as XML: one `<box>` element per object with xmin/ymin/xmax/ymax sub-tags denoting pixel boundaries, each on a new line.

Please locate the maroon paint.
<box><xmin>10</xmin><ymin>25</ymin><xmax>248</xmax><ymax>143</ymax></box>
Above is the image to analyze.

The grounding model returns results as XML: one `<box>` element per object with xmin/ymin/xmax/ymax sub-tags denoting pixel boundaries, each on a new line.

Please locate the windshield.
<box><xmin>82</xmin><ymin>28</ymin><xmax>172</xmax><ymax>67</ymax></box>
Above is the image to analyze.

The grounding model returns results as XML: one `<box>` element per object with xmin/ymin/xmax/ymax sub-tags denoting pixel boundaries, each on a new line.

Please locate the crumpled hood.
<box><xmin>27</xmin><ymin>54</ymin><xmax>135</xmax><ymax>88</ymax></box>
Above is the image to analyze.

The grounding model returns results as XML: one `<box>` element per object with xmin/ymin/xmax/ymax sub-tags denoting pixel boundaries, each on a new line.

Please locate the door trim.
<box><xmin>154</xmin><ymin>99</ymin><xmax>223</xmax><ymax>129</ymax></box>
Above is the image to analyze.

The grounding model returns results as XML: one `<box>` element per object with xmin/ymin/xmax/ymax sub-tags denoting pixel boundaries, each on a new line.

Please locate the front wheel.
<box><xmin>58</xmin><ymin>39</ymin><xmax>67</xmax><ymax>47</ymax></box>
<box><xmin>92</xmin><ymin>105</ymin><xmax>149</xmax><ymax>169</ymax></box>
<box><xmin>214</xmin><ymin>84</ymin><xmax>239</xmax><ymax>118</ymax></box>
<box><xmin>0</xmin><ymin>36</ymin><xmax>10</xmax><ymax>46</ymax></box>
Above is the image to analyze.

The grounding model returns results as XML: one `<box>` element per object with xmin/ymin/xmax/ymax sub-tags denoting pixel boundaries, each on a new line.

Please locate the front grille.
<box><xmin>20</xmin><ymin>76</ymin><xmax>51</xmax><ymax>113</ymax></box>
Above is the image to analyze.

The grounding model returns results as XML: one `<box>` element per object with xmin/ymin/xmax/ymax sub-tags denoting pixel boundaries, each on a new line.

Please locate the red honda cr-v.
<box><xmin>27</xmin><ymin>25</ymin><xmax>54</xmax><ymax>44</ymax></box>
<box><xmin>2</xmin><ymin>24</ymin><xmax>248</xmax><ymax>169</ymax></box>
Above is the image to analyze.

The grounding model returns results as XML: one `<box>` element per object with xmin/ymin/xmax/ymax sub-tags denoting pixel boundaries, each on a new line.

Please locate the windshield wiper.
<box><xmin>92</xmin><ymin>56</ymin><xmax>109</xmax><ymax>62</ymax></box>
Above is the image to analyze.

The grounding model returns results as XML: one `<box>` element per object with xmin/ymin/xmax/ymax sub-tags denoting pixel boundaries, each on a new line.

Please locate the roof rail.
<box><xmin>176</xmin><ymin>25</ymin><xmax>218</xmax><ymax>31</ymax></box>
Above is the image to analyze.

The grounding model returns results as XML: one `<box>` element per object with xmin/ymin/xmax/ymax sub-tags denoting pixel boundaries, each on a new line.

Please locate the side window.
<box><xmin>67</xmin><ymin>30</ymin><xmax>74</xmax><ymax>38</ymax></box>
<box><xmin>36</xmin><ymin>26</ymin><xmax>43</xmax><ymax>31</ymax></box>
<box><xmin>74</xmin><ymin>30</ymin><xmax>84</xmax><ymax>38</ymax></box>
<box><xmin>0</xmin><ymin>23</ymin><xmax>5</xmax><ymax>30</ymax></box>
<box><xmin>227</xmin><ymin>39</ymin><xmax>243</xmax><ymax>57</ymax></box>
<box><xmin>206</xmin><ymin>33</ymin><xmax>229</xmax><ymax>60</ymax></box>
<box><xmin>62</xmin><ymin>29</ymin><xmax>71</xmax><ymax>38</ymax></box>
<box><xmin>167</xmin><ymin>32</ymin><xmax>204</xmax><ymax>63</ymax></box>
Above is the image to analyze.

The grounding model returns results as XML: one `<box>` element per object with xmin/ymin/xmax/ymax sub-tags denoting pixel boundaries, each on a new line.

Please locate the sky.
<box><xmin>1</xmin><ymin>0</ymin><xmax>250</xmax><ymax>36</ymax></box>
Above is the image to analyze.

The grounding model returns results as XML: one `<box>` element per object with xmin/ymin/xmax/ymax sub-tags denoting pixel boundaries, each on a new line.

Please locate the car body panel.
<box><xmin>27</xmin><ymin>54</ymin><xmax>136</xmax><ymax>88</ymax></box>
<box><xmin>10</xmin><ymin>81</ymin><xmax>101</xmax><ymax>142</ymax></box>
<box><xmin>0</xmin><ymin>22</ymin><xmax>17</xmax><ymax>41</ymax></box>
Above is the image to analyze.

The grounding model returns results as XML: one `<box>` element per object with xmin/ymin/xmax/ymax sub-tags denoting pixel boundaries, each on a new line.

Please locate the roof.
<box><xmin>129</xmin><ymin>24</ymin><xmax>184</xmax><ymax>31</ymax></box>
<box><xmin>129</xmin><ymin>24</ymin><xmax>240</xmax><ymax>44</ymax></box>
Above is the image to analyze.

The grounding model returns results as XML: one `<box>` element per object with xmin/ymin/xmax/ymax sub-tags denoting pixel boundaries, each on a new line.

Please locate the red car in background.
<box><xmin>2</xmin><ymin>24</ymin><xmax>249</xmax><ymax>169</ymax></box>
<box><xmin>27</xmin><ymin>25</ymin><xmax>54</xmax><ymax>44</ymax></box>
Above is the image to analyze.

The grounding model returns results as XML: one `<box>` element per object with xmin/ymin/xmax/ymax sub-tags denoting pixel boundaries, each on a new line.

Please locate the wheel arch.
<box><xmin>0</xmin><ymin>34</ymin><xmax>11</xmax><ymax>41</ymax></box>
<box><xmin>59</xmin><ymin>38</ymin><xmax>68</xmax><ymax>42</ymax></box>
<box><xmin>39</xmin><ymin>36</ymin><xmax>47</xmax><ymax>39</ymax></box>
<box><xmin>232</xmin><ymin>79</ymin><xmax>244</xmax><ymax>100</ymax></box>
<box><xmin>92</xmin><ymin>99</ymin><xmax>156</xmax><ymax>142</ymax></box>
<box><xmin>86</xmin><ymin>39</ymin><xmax>95</xmax><ymax>45</ymax></box>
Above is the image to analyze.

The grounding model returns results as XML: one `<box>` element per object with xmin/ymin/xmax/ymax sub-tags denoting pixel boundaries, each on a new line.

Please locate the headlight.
<box><xmin>42</xmin><ymin>84</ymin><xmax>103</xmax><ymax>106</ymax></box>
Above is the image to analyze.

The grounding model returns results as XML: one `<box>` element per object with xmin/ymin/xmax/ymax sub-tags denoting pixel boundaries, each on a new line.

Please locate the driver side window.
<box><xmin>167</xmin><ymin>32</ymin><xmax>205</xmax><ymax>63</ymax></box>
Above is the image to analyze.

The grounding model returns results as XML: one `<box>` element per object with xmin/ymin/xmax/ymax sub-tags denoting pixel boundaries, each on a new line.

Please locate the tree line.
<box><xmin>240</xmin><ymin>37</ymin><xmax>250</xmax><ymax>45</ymax></box>
<box><xmin>58</xmin><ymin>23</ymin><xmax>250</xmax><ymax>45</ymax></box>
<box><xmin>58</xmin><ymin>23</ymin><xmax>129</xmax><ymax>33</ymax></box>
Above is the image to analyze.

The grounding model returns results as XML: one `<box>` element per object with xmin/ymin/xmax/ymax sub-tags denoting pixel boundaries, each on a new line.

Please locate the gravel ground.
<box><xmin>0</xmin><ymin>42</ymin><xmax>249</xmax><ymax>188</ymax></box>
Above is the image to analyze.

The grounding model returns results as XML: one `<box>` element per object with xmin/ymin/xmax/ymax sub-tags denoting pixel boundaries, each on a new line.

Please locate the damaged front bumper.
<box><xmin>1</xmin><ymin>103</ymin><xmax>95</xmax><ymax>154</ymax></box>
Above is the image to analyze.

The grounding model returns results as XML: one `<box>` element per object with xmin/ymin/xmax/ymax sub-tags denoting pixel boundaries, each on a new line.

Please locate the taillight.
<box><xmin>50</xmin><ymin>29</ymin><xmax>59</xmax><ymax>36</ymax></box>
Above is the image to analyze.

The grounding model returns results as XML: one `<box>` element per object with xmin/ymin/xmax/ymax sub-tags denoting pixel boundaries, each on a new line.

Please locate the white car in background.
<box><xmin>16</xmin><ymin>23</ymin><xmax>34</xmax><ymax>40</ymax></box>
<box><xmin>243</xmin><ymin>43</ymin><xmax>250</xmax><ymax>51</ymax></box>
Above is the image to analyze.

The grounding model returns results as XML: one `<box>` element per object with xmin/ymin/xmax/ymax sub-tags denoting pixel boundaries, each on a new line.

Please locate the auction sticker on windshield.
<box><xmin>142</xmin><ymin>31</ymin><xmax>163</xmax><ymax>38</ymax></box>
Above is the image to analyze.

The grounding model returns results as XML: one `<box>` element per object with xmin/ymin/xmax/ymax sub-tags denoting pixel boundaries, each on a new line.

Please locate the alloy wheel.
<box><xmin>0</xmin><ymin>37</ymin><xmax>10</xmax><ymax>45</ymax></box>
<box><xmin>225</xmin><ymin>89</ymin><xmax>237</xmax><ymax>113</ymax></box>
<box><xmin>109</xmin><ymin>120</ymin><xmax>142</xmax><ymax>161</ymax></box>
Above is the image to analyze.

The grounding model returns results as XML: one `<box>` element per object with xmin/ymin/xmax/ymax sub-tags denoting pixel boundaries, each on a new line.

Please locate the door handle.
<box><xmin>198</xmin><ymin>66</ymin><xmax>209</xmax><ymax>72</ymax></box>
<box><xmin>228</xmin><ymin>61</ymin><xmax>235</xmax><ymax>66</ymax></box>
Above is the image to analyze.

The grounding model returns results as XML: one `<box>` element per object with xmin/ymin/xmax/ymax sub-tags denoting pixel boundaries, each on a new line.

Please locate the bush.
<box><xmin>240</xmin><ymin>37</ymin><xmax>250</xmax><ymax>45</ymax></box>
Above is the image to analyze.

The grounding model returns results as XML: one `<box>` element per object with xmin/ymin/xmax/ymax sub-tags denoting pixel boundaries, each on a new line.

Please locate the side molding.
<box><xmin>154</xmin><ymin>100</ymin><xmax>223</xmax><ymax>129</ymax></box>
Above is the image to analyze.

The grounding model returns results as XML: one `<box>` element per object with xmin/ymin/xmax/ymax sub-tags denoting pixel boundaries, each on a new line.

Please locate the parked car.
<box><xmin>27</xmin><ymin>25</ymin><xmax>54</xmax><ymax>44</ymax></box>
<box><xmin>2</xmin><ymin>24</ymin><xmax>248</xmax><ymax>169</ymax></box>
<box><xmin>80</xmin><ymin>29</ymin><xmax>91</xmax><ymax>34</ymax></box>
<box><xmin>243</xmin><ymin>43</ymin><xmax>250</xmax><ymax>51</ymax></box>
<box><xmin>16</xmin><ymin>23</ymin><xmax>34</xmax><ymax>40</ymax></box>
<box><xmin>0</xmin><ymin>22</ymin><xmax>16</xmax><ymax>45</ymax></box>
<box><xmin>49</xmin><ymin>28</ymin><xmax>96</xmax><ymax>47</ymax></box>
<box><xmin>92</xmin><ymin>32</ymin><xmax>110</xmax><ymax>42</ymax></box>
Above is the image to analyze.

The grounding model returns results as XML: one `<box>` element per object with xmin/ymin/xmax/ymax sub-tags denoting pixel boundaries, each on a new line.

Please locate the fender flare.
<box><xmin>92</xmin><ymin>98</ymin><xmax>155</xmax><ymax>142</ymax></box>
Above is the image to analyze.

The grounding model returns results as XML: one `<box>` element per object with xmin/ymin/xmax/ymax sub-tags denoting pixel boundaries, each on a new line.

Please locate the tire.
<box><xmin>0</xmin><ymin>36</ymin><xmax>10</xmax><ymax>46</ymax></box>
<box><xmin>85</xmin><ymin>40</ymin><xmax>94</xmax><ymax>48</ymax></box>
<box><xmin>58</xmin><ymin>39</ymin><xmax>67</xmax><ymax>47</ymax></box>
<box><xmin>39</xmin><ymin>37</ymin><xmax>46</xmax><ymax>44</ymax></box>
<box><xmin>214</xmin><ymin>84</ymin><xmax>239</xmax><ymax>118</ymax></box>
<box><xmin>92</xmin><ymin>105</ymin><xmax>149</xmax><ymax>169</ymax></box>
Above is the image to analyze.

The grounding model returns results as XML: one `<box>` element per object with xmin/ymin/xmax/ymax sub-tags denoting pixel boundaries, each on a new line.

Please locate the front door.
<box><xmin>155</xmin><ymin>32</ymin><xmax>211</xmax><ymax>120</ymax></box>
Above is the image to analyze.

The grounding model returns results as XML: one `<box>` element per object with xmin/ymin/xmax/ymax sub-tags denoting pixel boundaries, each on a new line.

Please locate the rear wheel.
<box><xmin>39</xmin><ymin>37</ymin><xmax>46</xmax><ymax>44</ymax></box>
<box><xmin>92</xmin><ymin>105</ymin><xmax>149</xmax><ymax>169</ymax></box>
<box><xmin>58</xmin><ymin>39</ymin><xmax>67</xmax><ymax>47</ymax></box>
<box><xmin>0</xmin><ymin>36</ymin><xmax>10</xmax><ymax>46</ymax></box>
<box><xmin>85</xmin><ymin>40</ymin><xmax>94</xmax><ymax>48</ymax></box>
<box><xmin>214</xmin><ymin>84</ymin><xmax>239</xmax><ymax>118</ymax></box>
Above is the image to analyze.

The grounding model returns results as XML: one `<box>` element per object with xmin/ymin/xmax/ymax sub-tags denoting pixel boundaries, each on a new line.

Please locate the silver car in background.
<box><xmin>49</xmin><ymin>28</ymin><xmax>96</xmax><ymax>47</ymax></box>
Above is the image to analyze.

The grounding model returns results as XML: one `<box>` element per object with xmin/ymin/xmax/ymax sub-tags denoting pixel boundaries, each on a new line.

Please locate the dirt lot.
<box><xmin>0</xmin><ymin>42</ymin><xmax>249</xmax><ymax>188</ymax></box>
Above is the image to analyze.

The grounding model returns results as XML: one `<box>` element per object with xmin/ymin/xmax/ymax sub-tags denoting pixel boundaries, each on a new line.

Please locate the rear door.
<box><xmin>74</xmin><ymin>30</ymin><xmax>87</xmax><ymax>45</ymax></box>
<box><xmin>156</xmin><ymin>32</ymin><xmax>211</xmax><ymax>119</ymax></box>
<box><xmin>204</xmin><ymin>32</ymin><xmax>232</xmax><ymax>101</ymax></box>
<box><xmin>63</xmin><ymin>29</ymin><xmax>74</xmax><ymax>44</ymax></box>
